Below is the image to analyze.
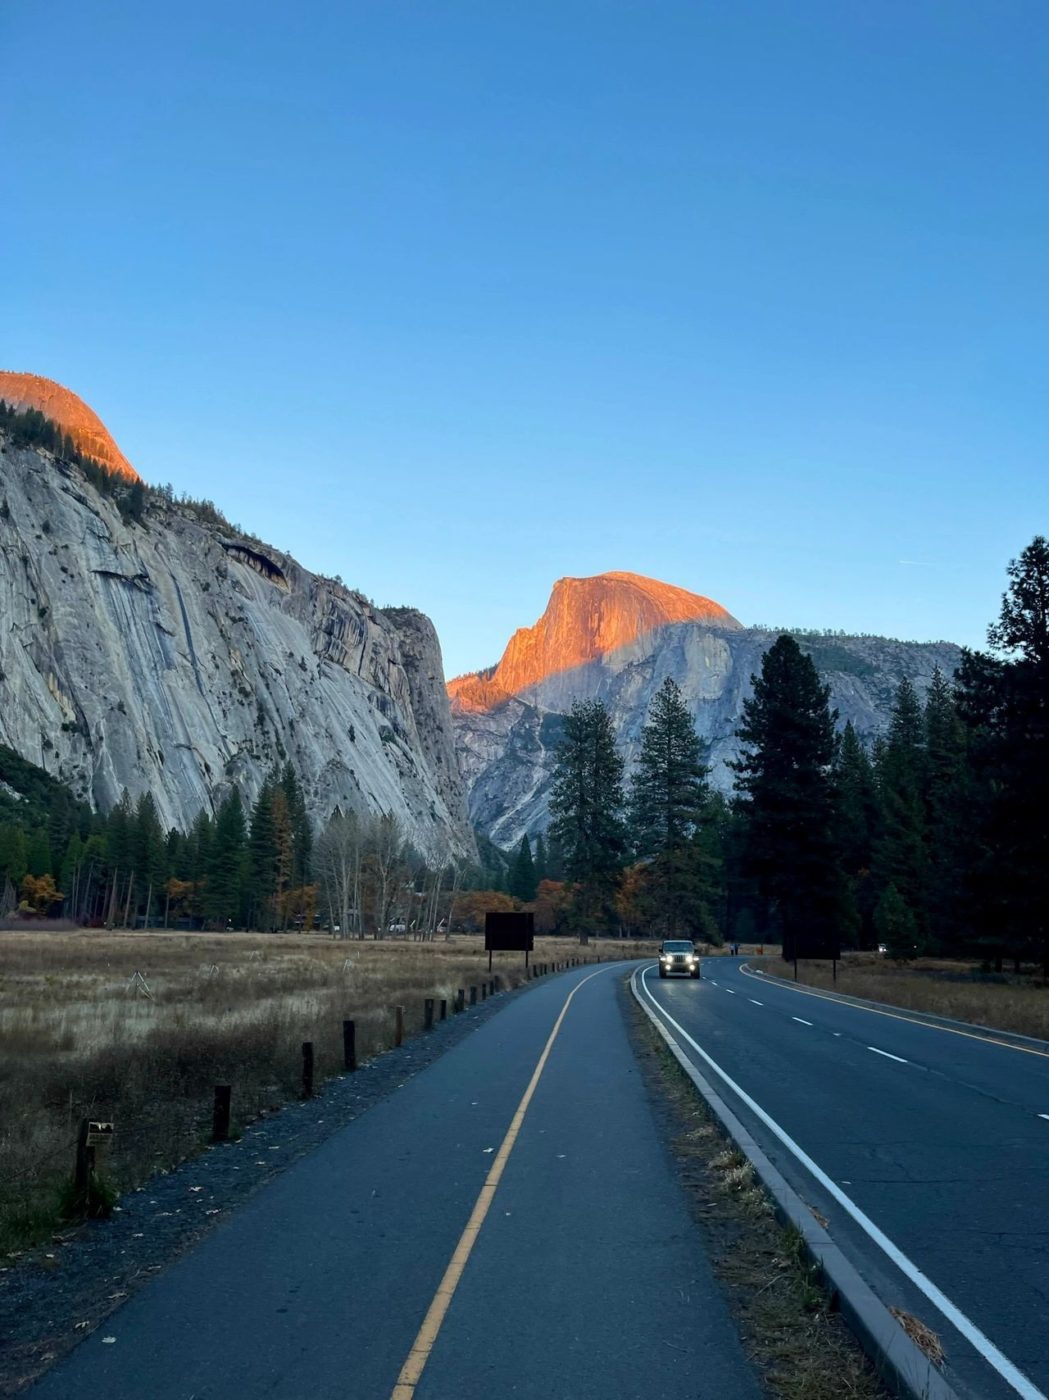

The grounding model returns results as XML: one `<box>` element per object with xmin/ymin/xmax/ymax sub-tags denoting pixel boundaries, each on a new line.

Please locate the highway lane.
<box><xmin>31</xmin><ymin>963</ymin><xmax>762</xmax><ymax>1400</ymax></box>
<box><xmin>641</xmin><ymin>957</ymin><xmax>1049</xmax><ymax>1400</ymax></box>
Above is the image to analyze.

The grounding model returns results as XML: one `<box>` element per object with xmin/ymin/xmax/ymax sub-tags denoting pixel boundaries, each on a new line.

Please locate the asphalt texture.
<box><xmin>29</xmin><ymin>962</ymin><xmax>763</xmax><ymax>1400</ymax></box>
<box><xmin>640</xmin><ymin>957</ymin><xmax>1049</xmax><ymax>1400</ymax></box>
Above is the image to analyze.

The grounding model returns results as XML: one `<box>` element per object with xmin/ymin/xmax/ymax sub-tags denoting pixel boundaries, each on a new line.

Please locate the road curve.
<box><xmin>640</xmin><ymin>957</ymin><xmax>1049</xmax><ymax>1400</ymax></box>
<box><xmin>30</xmin><ymin>963</ymin><xmax>762</xmax><ymax>1400</ymax></box>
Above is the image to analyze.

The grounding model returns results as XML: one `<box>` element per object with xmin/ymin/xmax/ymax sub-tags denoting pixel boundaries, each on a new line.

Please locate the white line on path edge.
<box><xmin>868</xmin><ymin>1046</ymin><xmax>909</xmax><ymax>1064</ymax></box>
<box><xmin>792</xmin><ymin>1017</ymin><xmax>813</xmax><ymax>1026</ymax></box>
<box><xmin>1039</xmin><ymin>1114</ymin><xmax>1049</xmax><ymax>1122</ymax></box>
<box><xmin>724</xmin><ymin>988</ymin><xmax>736</xmax><ymax>995</ymax></box>
<box><xmin>642</xmin><ymin>965</ymin><xmax>1046</xmax><ymax>1400</ymax></box>
<box><xmin>749</xmin><ymin>999</ymin><xmax>764</xmax><ymax>1006</ymax></box>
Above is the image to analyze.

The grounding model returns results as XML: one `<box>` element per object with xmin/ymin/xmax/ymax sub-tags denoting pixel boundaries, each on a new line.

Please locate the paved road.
<box><xmin>31</xmin><ymin>963</ymin><xmax>762</xmax><ymax>1400</ymax></box>
<box><xmin>640</xmin><ymin>957</ymin><xmax>1049</xmax><ymax>1400</ymax></box>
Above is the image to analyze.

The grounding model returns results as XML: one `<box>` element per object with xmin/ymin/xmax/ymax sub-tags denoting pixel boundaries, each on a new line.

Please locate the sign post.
<box><xmin>484</xmin><ymin>912</ymin><xmax>535</xmax><ymax>974</ymax></box>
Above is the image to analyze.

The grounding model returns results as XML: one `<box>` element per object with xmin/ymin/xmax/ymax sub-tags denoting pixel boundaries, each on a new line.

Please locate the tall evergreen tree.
<box><xmin>508</xmin><ymin>834</ymin><xmax>538</xmax><ymax>902</ymax></box>
<box><xmin>732</xmin><ymin>635</ymin><xmax>843</xmax><ymax>960</ymax></box>
<box><xmin>922</xmin><ymin>669</ymin><xmax>971</xmax><ymax>956</ymax></box>
<box><xmin>533</xmin><ymin>832</ymin><xmax>548</xmax><ymax>884</ymax></box>
<box><xmin>548</xmin><ymin>700</ymin><xmax>626</xmax><ymax>939</ymax></box>
<box><xmin>958</xmin><ymin>537</ymin><xmax>1049</xmax><ymax>973</ymax></box>
<box><xmin>629</xmin><ymin>676</ymin><xmax>716</xmax><ymax>937</ymax></box>
<box><xmin>874</xmin><ymin>678</ymin><xmax>927</xmax><ymax>944</ymax></box>
<box><xmin>833</xmin><ymin>721</ymin><xmax>879</xmax><ymax>948</ymax></box>
<box><xmin>205</xmin><ymin>790</ymin><xmax>248</xmax><ymax>927</ymax></box>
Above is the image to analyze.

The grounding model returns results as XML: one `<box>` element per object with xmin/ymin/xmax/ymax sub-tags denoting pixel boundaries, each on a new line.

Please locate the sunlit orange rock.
<box><xmin>448</xmin><ymin>571</ymin><xmax>741</xmax><ymax>712</ymax></box>
<box><xmin>0</xmin><ymin>371</ymin><xmax>139</xmax><ymax>482</ymax></box>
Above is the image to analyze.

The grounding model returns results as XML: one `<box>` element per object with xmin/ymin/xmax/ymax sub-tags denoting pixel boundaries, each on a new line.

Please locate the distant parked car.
<box><xmin>388</xmin><ymin>921</ymin><xmax>407</xmax><ymax>933</ymax></box>
<box><xmin>658</xmin><ymin>939</ymin><xmax>701</xmax><ymax>979</ymax></box>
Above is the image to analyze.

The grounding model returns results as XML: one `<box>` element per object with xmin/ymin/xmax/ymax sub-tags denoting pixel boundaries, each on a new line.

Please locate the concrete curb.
<box><xmin>741</xmin><ymin>961</ymin><xmax>1049</xmax><ymax>1053</ymax></box>
<box><xmin>630</xmin><ymin>967</ymin><xmax>959</xmax><ymax>1400</ymax></box>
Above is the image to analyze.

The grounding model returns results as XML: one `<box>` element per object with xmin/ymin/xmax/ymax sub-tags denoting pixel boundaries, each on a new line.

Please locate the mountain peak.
<box><xmin>0</xmin><ymin>371</ymin><xmax>139</xmax><ymax>481</ymax></box>
<box><xmin>448</xmin><ymin>571</ymin><xmax>740</xmax><ymax>711</ymax></box>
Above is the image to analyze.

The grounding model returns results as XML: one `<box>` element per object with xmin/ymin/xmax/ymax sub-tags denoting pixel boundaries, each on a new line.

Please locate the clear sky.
<box><xmin>3</xmin><ymin>2</ymin><xmax>1047</xmax><ymax>679</ymax></box>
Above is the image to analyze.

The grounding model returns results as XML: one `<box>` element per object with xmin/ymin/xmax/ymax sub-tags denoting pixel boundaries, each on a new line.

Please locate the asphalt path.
<box><xmin>31</xmin><ymin>962</ymin><xmax>762</xmax><ymax>1400</ymax></box>
<box><xmin>640</xmin><ymin>957</ymin><xmax>1049</xmax><ymax>1400</ymax></box>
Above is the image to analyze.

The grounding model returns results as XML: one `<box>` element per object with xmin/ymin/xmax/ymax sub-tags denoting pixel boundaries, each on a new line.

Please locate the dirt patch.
<box><xmin>624</xmin><ymin>982</ymin><xmax>889</xmax><ymax>1400</ymax></box>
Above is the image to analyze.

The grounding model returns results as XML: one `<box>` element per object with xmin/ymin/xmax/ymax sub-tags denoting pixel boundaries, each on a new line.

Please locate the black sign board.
<box><xmin>783</xmin><ymin>930</ymin><xmax>841</xmax><ymax>962</ymax></box>
<box><xmin>485</xmin><ymin>912</ymin><xmax>535</xmax><ymax>953</ymax></box>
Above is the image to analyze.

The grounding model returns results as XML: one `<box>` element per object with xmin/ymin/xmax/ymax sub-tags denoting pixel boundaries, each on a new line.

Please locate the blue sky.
<box><xmin>3</xmin><ymin>2</ymin><xmax>1047</xmax><ymax>678</ymax></box>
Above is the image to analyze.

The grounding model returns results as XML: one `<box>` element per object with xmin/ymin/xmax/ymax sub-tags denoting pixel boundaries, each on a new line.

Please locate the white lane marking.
<box><xmin>709</xmin><ymin>980</ymin><xmax>718</xmax><ymax>986</ymax></box>
<box><xmin>640</xmin><ymin>966</ymin><xmax>1047</xmax><ymax>1400</ymax></box>
<box><xmin>868</xmin><ymin>1046</ymin><xmax>909</xmax><ymax>1064</ymax></box>
<box><xmin>792</xmin><ymin>1017</ymin><xmax>813</xmax><ymax>1027</ymax></box>
<box><xmin>749</xmin><ymin>999</ymin><xmax>764</xmax><ymax>1006</ymax></box>
<box><xmin>832</xmin><ymin>1032</ymin><xmax>842</xmax><ymax>1037</ymax></box>
<box><xmin>724</xmin><ymin>988</ymin><xmax>736</xmax><ymax>995</ymax></box>
<box><xmin>1039</xmin><ymin>1114</ymin><xmax>1049</xmax><ymax>1122</ymax></box>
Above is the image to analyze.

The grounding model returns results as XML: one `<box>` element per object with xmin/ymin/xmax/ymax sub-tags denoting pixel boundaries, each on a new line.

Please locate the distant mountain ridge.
<box><xmin>0</xmin><ymin>371</ymin><xmax>139</xmax><ymax>482</ymax></box>
<box><xmin>449</xmin><ymin>572</ymin><xmax>961</xmax><ymax>848</ymax></box>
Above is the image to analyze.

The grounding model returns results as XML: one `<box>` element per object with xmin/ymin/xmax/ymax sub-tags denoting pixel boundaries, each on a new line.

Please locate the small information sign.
<box><xmin>86</xmin><ymin>1121</ymin><xmax>114</xmax><ymax>1147</ymax></box>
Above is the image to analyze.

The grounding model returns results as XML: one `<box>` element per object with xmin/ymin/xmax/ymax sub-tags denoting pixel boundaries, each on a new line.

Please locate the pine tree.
<box><xmin>959</xmin><ymin>537</ymin><xmax>1049</xmax><ymax>973</ymax></box>
<box><xmin>874</xmin><ymin>678</ymin><xmax>927</xmax><ymax>945</ymax></box>
<box><xmin>922</xmin><ymin>669</ymin><xmax>971</xmax><ymax>956</ymax></box>
<box><xmin>205</xmin><ymin>791</ymin><xmax>248</xmax><ymax>927</ymax></box>
<box><xmin>548</xmin><ymin>699</ymin><xmax>626</xmax><ymax>940</ymax></box>
<box><xmin>26</xmin><ymin>828</ymin><xmax>53</xmax><ymax>878</ymax></box>
<box><xmin>247</xmin><ymin>778</ymin><xmax>277</xmax><ymax>930</ymax></box>
<box><xmin>132</xmin><ymin>793</ymin><xmax>167</xmax><ymax>927</ymax></box>
<box><xmin>533</xmin><ymin>832</ymin><xmax>547</xmax><ymax>884</ymax></box>
<box><xmin>509</xmin><ymin>834</ymin><xmax>538</xmax><ymax>902</ymax></box>
<box><xmin>629</xmin><ymin>676</ymin><xmax>716</xmax><ymax>937</ymax></box>
<box><xmin>732</xmin><ymin>635</ymin><xmax>843</xmax><ymax>960</ymax></box>
<box><xmin>833</xmin><ymin>722</ymin><xmax>878</xmax><ymax>948</ymax></box>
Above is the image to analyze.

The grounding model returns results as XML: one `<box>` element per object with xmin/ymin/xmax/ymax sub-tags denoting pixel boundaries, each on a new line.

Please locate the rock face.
<box><xmin>450</xmin><ymin>572</ymin><xmax>961</xmax><ymax>848</ymax></box>
<box><xmin>0</xmin><ymin>433</ymin><xmax>473</xmax><ymax>858</ymax></box>
<box><xmin>0</xmin><ymin>372</ymin><xmax>139</xmax><ymax>482</ymax></box>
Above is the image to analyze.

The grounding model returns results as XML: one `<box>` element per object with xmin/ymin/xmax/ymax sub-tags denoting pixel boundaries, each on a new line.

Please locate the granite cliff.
<box><xmin>450</xmin><ymin>572</ymin><xmax>961</xmax><ymax>848</ymax></box>
<box><xmin>0</xmin><ymin>413</ymin><xmax>472</xmax><ymax>859</ymax></box>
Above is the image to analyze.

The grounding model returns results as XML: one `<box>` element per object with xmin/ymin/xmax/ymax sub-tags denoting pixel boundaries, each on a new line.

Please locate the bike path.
<box><xmin>31</xmin><ymin>963</ymin><xmax>762</xmax><ymax>1400</ymax></box>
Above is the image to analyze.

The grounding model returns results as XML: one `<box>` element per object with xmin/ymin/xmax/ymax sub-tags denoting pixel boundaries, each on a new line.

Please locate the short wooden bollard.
<box><xmin>73</xmin><ymin>1118</ymin><xmax>94</xmax><ymax>1215</ymax></box>
<box><xmin>301</xmin><ymin>1041</ymin><xmax>314</xmax><ymax>1099</ymax></box>
<box><xmin>481</xmin><ymin>983</ymin><xmax>487</xmax><ymax>1001</ymax></box>
<box><xmin>343</xmin><ymin>1019</ymin><xmax>357</xmax><ymax>1072</ymax></box>
<box><xmin>439</xmin><ymin>999</ymin><xmax>447</xmax><ymax>1021</ymax></box>
<box><xmin>395</xmin><ymin>1005</ymin><xmax>405</xmax><ymax>1047</ymax></box>
<box><xmin>456</xmin><ymin>988</ymin><xmax>465</xmax><ymax>1013</ymax></box>
<box><xmin>212</xmin><ymin>1084</ymin><xmax>232</xmax><ymax>1142</ymax></box>
<box><xmin>469</xmin><ymin>985</ymin><xmax>477</xmax><ymax>1006</ymax></box>
<box><xmin>424</xmin><ymin>998</ymin><xmax>435</xmax><ymax>1031</ymax></box>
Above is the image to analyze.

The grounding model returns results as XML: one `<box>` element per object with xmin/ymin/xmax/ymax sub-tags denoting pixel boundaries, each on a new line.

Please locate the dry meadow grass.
<box><xmin>0</xmin><ymin>929</ymin><xmax>653</xmax><ymax>1252</ymax></box>
<box><xmin>758</xmin><ymin>952</ymin><xmax>1049</xmax><ymax>1041</ymax></box>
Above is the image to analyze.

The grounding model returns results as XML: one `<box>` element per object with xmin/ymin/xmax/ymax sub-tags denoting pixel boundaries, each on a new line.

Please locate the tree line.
<box><xmin>538</xmin><ymin>537</ymin><xmax>1049</xmax><ymax>971</ymax></box>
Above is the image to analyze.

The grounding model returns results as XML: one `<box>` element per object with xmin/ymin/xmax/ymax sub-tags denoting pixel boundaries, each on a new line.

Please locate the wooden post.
<box><xmin>212</xmin><ymin>1085</ymin><xmax>232</xmax><ymax>1142</ymax></box>
<box><xmin>456</xmin><ymin>988</ymin><xmax>465</xmax><ymax>1013</ymax></box>
<box><xmin>481</xmin><ymin>983</ymin><xmax>487</xmax><ymax>1001</ymax></box>
<box><xmin>469</xmin><ymin>985</ymin><xmax>477</xmax><ymax>1006</ymax></box>
<box><xmin>424</xmin><ymin>998</ymin><xmax>435</xmax><ymax>1031</ymax></box>
<box><xmin>439</xmin><ymin>999</ymin><xmax>447</xmax><ymax>1021</ymax></box>
<box><xmin>342</xmin><ymin>1019</ymin><xmax>357</xmax><ymax>1072</ymax></box>
<box><xmin>395</xmin><ymin>1005</ymin><xmax>405</xmax><ymax>1046</ymax></box>
<box><xmin>301</xmin><ymin>1041</ymin><xmax>314</xmax><ymax>1098</ymax></box>
<box><xmin>73</xmin><ymin>1118</ymin><xmax>94</xmax><ymax>1215</ymax></box>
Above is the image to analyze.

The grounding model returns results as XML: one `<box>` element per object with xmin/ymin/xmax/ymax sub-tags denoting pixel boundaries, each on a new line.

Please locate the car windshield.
<box><xmin>663</xmin><ymin>942</ymin><xmax>694</xmax><ymax>952</ymax></box>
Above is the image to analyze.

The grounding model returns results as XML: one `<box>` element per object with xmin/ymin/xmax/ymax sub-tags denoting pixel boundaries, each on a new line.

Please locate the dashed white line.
<box><xmin>749</xmin><ymin>999</ymin><xmax>764</xmax><ymax>1006</ymax></box>
<box><xmin>709</xmin><ymin>980</ymin><xmax>718</xmax><ymax>986</ymax></box>
<box><xmin>724</xmin><ymin>988</ymin><xmax>736</xmax><ymax>995</ymax></box>
<box><xmin>1039</xmin><ymin>1114</ymin><xmax>1049</xmax><ymax>1122</ymax></box>
<box><xmin>868</xmin><ymin>1046</ymin><xmax>909</xmax><ymax>1064</ymax></box>
<box><xmin>792</xmin><ymin>1017</ymin><xmax>813</xmax><ymax>1026</ymax></box>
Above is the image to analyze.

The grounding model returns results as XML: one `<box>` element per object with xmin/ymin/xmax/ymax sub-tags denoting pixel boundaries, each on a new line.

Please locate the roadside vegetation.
<box><xmin>759</xmin><ymin>952</ymin><xmax>1049</xmax><ymax>1042</ymax></box>
<box><xmin>0</xmin><ymin>930</ymin><xmax>650</xmax><ymax>1255</ymax></box>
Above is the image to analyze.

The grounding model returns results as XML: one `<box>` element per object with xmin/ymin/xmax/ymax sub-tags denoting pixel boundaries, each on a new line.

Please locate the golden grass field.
<box><xmin>0</xmin><ymin>929</ymin><xmax>655</xmax><ymax>1252</ymax></box>
<box><xmin>758</xmin><ymin>952</ymin><xmax>1049</xmax><ymax>1041</ymax></box>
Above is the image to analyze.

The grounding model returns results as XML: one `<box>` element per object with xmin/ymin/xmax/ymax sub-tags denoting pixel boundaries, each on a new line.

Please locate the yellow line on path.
<box><xmin>389</xmin><ymin>964</ymin><xmax>614</xmax><ymax>1399</ymax></box>
<box><xmin>739</xmin><ymin>964</ymin><xmax>1049</xmax><ymax>1060</ymax></box>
